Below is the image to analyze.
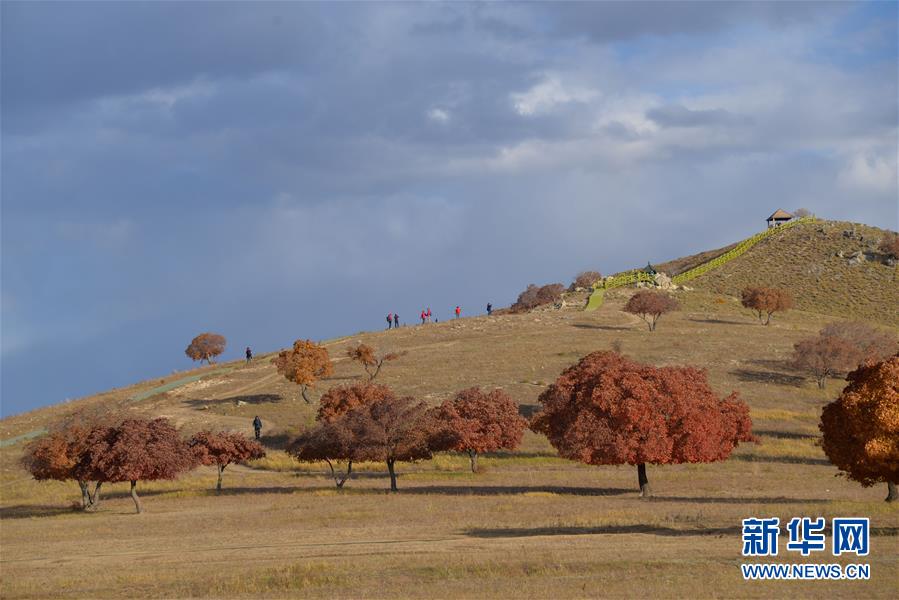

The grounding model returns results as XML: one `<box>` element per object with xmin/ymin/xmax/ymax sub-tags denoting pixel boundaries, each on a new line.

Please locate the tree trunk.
<box><xmin>217</xmin><ymin>465</ymin><xmax>225</xmax><ymax>492</ymax></box>
<box><xmin>338</xmin><ymin>461</ymin><xmax>353</xmax><ymax>488</ymax></box>
<box><xmin>887</xmin><ymin>481</ymin><xmax>898</xmax><ymax>503</ymax></box>
<box><xmin>637</xmin><ymin>463</ymin><xmax>651</xmax><ymax>498</ymax></box>
<box><xmin>387</xmin><ymin>459</ymin><xmax>397</xmax><ymax>491</ymax></box>
<box><xmin>765</xmin><ymin>312</ymin><xmax>773</xmax><ymax>325</ymax></box>
<box><xmin>301</xmin><ymin>385</ymin><xmax>311</xmax><ymax>403</ymax></box>
<box><xmin>816</xmin><ymin>375</ymin><xmax>826</xmax><ymax>389</ymax></box>
<box><xmin>90</xmin><ymin>482</ymin><xmax>103</xmax><ymax>509</ymax></box>
<box><xmin>78</xmin><ymin>481</ymin><xmax>90</xmax><ymax>510</ymax></box>
<box><xmin>468</xmin><ymin>450</ymin><xmax>478</xmax><ymax>473</ymax></box>
<box><xmin>130</xmin><ymin>480</ymin><xmax>143</xmax><ymax>514</ymax></box>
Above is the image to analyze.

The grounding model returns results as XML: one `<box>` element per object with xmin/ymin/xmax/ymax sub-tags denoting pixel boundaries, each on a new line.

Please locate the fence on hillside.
<box><xmin>584</xmin><ymin>216</ymin><xmax>815</xmax><ymax>312</ymax></box>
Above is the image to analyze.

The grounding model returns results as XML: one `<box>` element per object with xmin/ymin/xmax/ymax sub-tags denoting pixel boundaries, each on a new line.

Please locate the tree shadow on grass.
<box><xmin>730</xmin><ymin>369</ymin><xmax>806</xmax><ymax>387</ymax></box>
<box><xmin>399</xmin><ymin>485</ymin><xmax>633</xmax><ymax>497</ymax></box>
<box><xmin>648</xmin><ymin>495</ymin><xmax>831</xmax><ymax>505</ymax></box>
<box><xmin>730</xmin><ymin>454</ymin><xmax>830</xmax><ymax>466</ymax></box>
<box><xmin>754</xmin><ymin>430</ymin><xmax>819</xmax><ymax>441</ymax></box>
<box><xmin>466</xmin><ymin>524</ymin><xmax>742</xmax><ymax>539</ymax></box>
<box><xmin>571</xmin><ymin>323</ymin><xmax>634</xmax><ymax>331</ymax></box>
<box><xmin>517</xmin><ymin>404</ymin><xmax>539</xmax><ymax>419</ymax></box>
<box><xmin>184</xmin><ymin>394</ymin><xmax>283</xmax><ymax>409</ymax></box>
<box><xmin>689</xmin><ymin>317</ymin><xmax>752</xmax><ymax>326</ymax></box>
<box><xmin>0</xmin><ymin>504</ymin><xmax>77</xmax><ymax>519</ymax></box>
<box><xmin>260</xmin><ymin>433</ymin><xmax>292</xmax><ymax>449</ymax></box>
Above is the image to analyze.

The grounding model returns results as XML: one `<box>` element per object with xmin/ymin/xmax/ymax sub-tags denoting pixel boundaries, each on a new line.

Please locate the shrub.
<box><xmin>346</xmin><ymin>343</ymin><xmax>403</xmax><ymax>381</ymax></box>
<box><xmin>511</xmin><ymin>283</ymin><xmax>565</xmax><ymax>312</ymax></box>
<box><xmin>792</xmin><ymin>322</ymin><xmax>897</xmax><ymax>388</ymax></box>
<box><xmin>879</xmin><ymin>233</ymin><xmax>899</xmax><ymax>260</ymax></box>
<box><xmin>531</xmin><ymin>351</ymin><xmax>754</xmax><ymax>497</ymax></box>
<box><xmin>570</xmin><ymin>271</ymin><xmax>602</xmax><ymax>291</ymax></box>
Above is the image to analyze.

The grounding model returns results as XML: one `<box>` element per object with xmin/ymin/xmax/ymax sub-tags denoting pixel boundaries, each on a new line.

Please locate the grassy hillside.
<box><xmin>679</xmin><ymin>220</ymin><xmax>898</xmax><ymax>326</ymax></box>
<box><xmin>2</xmin><ymin>221</ymin><xmax>898</xmax><ymax>598</ymax></box>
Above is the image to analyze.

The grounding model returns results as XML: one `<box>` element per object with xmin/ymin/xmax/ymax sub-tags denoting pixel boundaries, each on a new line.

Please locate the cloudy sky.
<box><xmin>1</xmin><ymin>1</ymin><xmax>897</xmax><ymax>416</ymax></box>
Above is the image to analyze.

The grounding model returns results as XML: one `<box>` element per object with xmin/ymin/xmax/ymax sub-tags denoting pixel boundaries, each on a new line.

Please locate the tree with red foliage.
<box><xmin>346</xmin><ymin>343</ymin><xmax>404</xmax><ymax>381</ymax></box>
<box><xmin>289</xmin><ymin>420</ymin><xmax>356</xmax><ymax>488</ymax></box>
<box><xmin>531</xmin><ymin>351</ymin><xmax>754</xmax><ymax>497</ymax></box>
<box><xmin>23</xmin><ymin>421</ymin><xmax>107</xmax><ymax>510</ymax></box>
<box><xmin>433</xmin><ymin>387</ymin><xmax>527</xmax><ymax>472</ymax></box>
<box><xmin>820</xmin><ymin>355</ymin><xmax>899</xmax><ymax>502</ymax></box>
<box><xmin>740</xmin><ymin>287</ymin><xmax>793</xmax><ymax>325</ymax></box>
<box><xmin>570</xmin><ymin>271</ymin><xmax>602</xmax><ymax>291</ymax></box>
<box><xmin>88</xmin><ymin>418</ymin><xmax>195</xmax><ymax>513</ymax></box>
<box><xmin>272</xmin><ymin>339</ymin><xmax>334</xmax><ymax>403</ymax></box>
<box><xmin>190</xmin><ymin>431</ymin><xmax>266</xmax><ymax>492</ymax></box>
<box><xmin>290</xmin><ymin>383</ymin><xmax>396</xmax><ymax>487</ymax></box>
<box><xmin>185</xmin><ymin>332</ymin><xmax>226</xmax><ymax>364</ymax></box>
<box><xmin>340</xmin><ymin>391</ymin><xmax>434</xmax><ymax>491</ymax></box>
<box><xmin>511</xmin><ymin>283</ymin><xmax>565</xmax><ymax>312</ymax></box>
<box><xmin>791</xmin><ymin>323</ymin><xmax>897</xmax><ymax>389</ymax></box>
<box><xmin>623</xmin><ymin>290</ymin><xmax>679</xmax><ymax>331</ymax></box>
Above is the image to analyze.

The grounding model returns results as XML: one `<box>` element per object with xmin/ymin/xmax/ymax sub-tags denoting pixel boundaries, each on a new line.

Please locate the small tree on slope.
<box><xmin>190</xmin><ymin>431</ymin><xmax>265</xmax><ymax>492</ymax></box>
<box><xmin>185</xmin><ymin>333</ymin><xmax>227</xmax><ymax>364</ymax></box>
<box><xmin>531</xmin><ymin>351</ymin><xmax>755</xmax><ymax>497</ymax></box>
<box><xmin>740</xmin><ymin>287</ymin><xmax>793</xmax><ymax>325</ymax></box>
<box><xmin>346</xmin><ymin>343</ymin><xmax>403</xmax><ymax>381</ymax></box>
<box><xmin>820</xmin><ymin>354</ymin><xmax>899</xmax><ymax>502</ymax></box>
<box><xmin>433</xmin><ymin>387</ymin><xmax>527</xmax><ymax>472</ymax></box>
<box><xmin>623</xmin><ymin>290</ymin><xmax>679</xmax><ymax>331</ymax></box>
<box><xmin>272</xmin><ymin>339</ymin><xmax>333</xmax><ymax>403</ymax></box>
<box><xmin>792</xmin><ymin>323</ymin><xmax>897</xmax><ymax>389</ymax></box>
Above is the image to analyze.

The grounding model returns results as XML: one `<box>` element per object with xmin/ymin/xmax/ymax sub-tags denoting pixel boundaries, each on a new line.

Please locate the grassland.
<box><xmin>3</xmin><ymin>220</ymin><xmax>899</xmax><ymax>598</ymax></box>
<box><xmin>2</xmin><ymin>283</ymin><xmax>897</xmax><ymax>598</ymax></box>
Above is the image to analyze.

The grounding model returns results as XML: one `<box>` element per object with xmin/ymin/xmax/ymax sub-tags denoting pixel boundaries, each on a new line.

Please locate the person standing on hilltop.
<box><xmin>386</xmin><ymin>313</ymin><xmax>393</xmax><ymax>329</ymax></box>
<box><xmin>420</xmin><ymin>310</ymin><xmax>426</xmax><ymax>325</ymax></box>
<box><xmin>426</xmin><ymin>307</ymin><xmax>432</xmax><ymax>323</ymax></box>
<box><xmin>253</xmin><ymin>416</ymin><xmax>262</xmax><ymax>440</ymax></box>
<box><xmin>455</xmin><ymin>306</ymin><xmax>461</xmax><ymax>319</ymax></box>
<box><xmin>486</xmin><ymin>303</ymin><xmax>492</xmax><ymax>316</ymax></box>
<box><xmin>393</xmin><ymin>313</ymin><xmax>400</xmax><ymax>328</ymax></box>
<box><xmin>245</xmin><ymin>346</ymin><xmax>253</xmax><ymax>363</ymax></box>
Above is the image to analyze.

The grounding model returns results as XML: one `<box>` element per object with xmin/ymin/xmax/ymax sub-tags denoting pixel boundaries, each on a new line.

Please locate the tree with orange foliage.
<box><xmin>346</xmin><ymin>343</ymin><xmax>403</xmax><ymax>381</ymax></box>
<box><xmin>289</xmin><ymin>420</ymin><xmax>355</xmax><ymax>488</ymax></box>
<box><xmin>272</xmin><ymin>339</ymin><xmax>333</xmax><ymax>403</ymax></box>
<box><xmin>433</xmin><ymin>387</ymin><xmax>527</xmax><ymax>472</ymax></box>
<box><xmin>185</xmin><ymin>332</ymin><xmax>227</xmax><ymax>364</ymax></box>
<box><xmin>820</xmin><ymin>355</ymin><xmax>899</xmax><ymax>502</ymax></box>
<box><xmin>190</xmin><ymin>431</ymin><xmax>266</xmax><ymax>492</ymax></box>
<box><xmin>317</xmin><ymin>382</ymin><xmax>392</xmax><ymax>423</ymax></box>
<box><xmin>740</xmin><ymin>287</ymin><xmax>793</xmax><ymax>325</ymax></box>
<box><xmin>23</xmin><ymin>421</ymin><xmax>107</xmax><ymax>510</ymax></box>
<box><xmin>623</xmin><ymin>290</ymin><xmax>679</xmax><ymax>331</ymax></box>
<box><xmin>88</xmin><ymin>418</ymin><xmax>195</xmax><ymax>513</ymax></box>
<box><xmin>531</xmin><ymin>351</ymin><xmax>754</xmax><ymax>497</ymax></box>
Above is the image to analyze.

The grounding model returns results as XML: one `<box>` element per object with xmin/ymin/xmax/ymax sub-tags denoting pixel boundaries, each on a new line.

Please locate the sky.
<box><xmin>1</xmin><ymin>1</ymin><xmax>897</xmax><ymax>416</ymax></box>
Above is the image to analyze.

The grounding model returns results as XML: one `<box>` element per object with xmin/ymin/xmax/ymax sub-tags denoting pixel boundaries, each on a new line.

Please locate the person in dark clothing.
<box><xmin>246</xmin><ymin>346</ymin><xmax>253</xmax><ymax>363</ymax></box>
<box><xmin>386</xmin><ymin>313</ymin><xmax>393</xmax><ymax>329</ymax></box>
<box><xmin>253</xmin><ymin>416</ymin><xmax>262</xmax><ymax>440</ymax></box>
<box><xmin>393</xmin><ymin>313</ymin><xmax>399</xmax><ymax>328</ymax></box>
<box><xmin>486</xmin><ymin>303</ymin><xmax>492</xmax><ymax>316</ymax></box>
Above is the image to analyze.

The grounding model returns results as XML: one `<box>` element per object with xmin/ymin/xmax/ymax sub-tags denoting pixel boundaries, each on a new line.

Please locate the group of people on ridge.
<box><xmin>386</xmin><ymin>313</ymin><xmax>400</xmax><ymax>329</ymax></box>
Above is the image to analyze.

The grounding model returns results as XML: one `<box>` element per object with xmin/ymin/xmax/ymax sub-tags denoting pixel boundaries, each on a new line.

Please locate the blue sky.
<box><xmin>1</xmin><ymin>1</ymin><xmax>897</xmax><ymax>416</ymax></box>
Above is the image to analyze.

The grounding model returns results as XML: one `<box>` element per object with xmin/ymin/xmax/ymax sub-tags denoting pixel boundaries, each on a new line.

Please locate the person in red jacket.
<box><xmin>386</xmin><ymin>313</ymin><xmax>393</xmax><ymax>329</ymax></box>
<box><xmin>426</xmin><ymin>307</ymin><xmax>432</xmax><ymax>323</ymax></box>
<box><xmin>455</xmin><ymin>306</ymin><xmax>461</xmax><ymax>319</ymax></box>
<box><xmin>420</xmin><ymin>310</ymin><xmax>426</xmax><ymax>325</ymax></box>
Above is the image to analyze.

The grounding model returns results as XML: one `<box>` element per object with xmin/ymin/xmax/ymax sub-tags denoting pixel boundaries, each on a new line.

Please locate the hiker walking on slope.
<box><xmin>393</xmin><ymin>313</ymin><xmax>400</xmax><ymax>328</ymax></box>
<box><xmin>245</xmin><ymin>346</ymin><xmax>253</xmax><ymax>364</ymax></box>
<box><xmin>455</xmin><ymin>306</ymin><xmax>461</xmax><ymax>319</ymax></box>
<box><xmin>386</xmin><ymin>313</ymin><xmax>393</xmax><ymax>329</ymax></box>
<box><xmin>253</xmin><ymin>416</ymin><xmax>262</xmax><ymax>440</ymax></box>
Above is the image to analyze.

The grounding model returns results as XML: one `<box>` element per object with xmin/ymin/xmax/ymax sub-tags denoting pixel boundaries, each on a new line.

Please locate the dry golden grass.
<box><xmin>1</xmin><ymin>289</ymin><xmax>897</xmax><ymax>598</ymax></box>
